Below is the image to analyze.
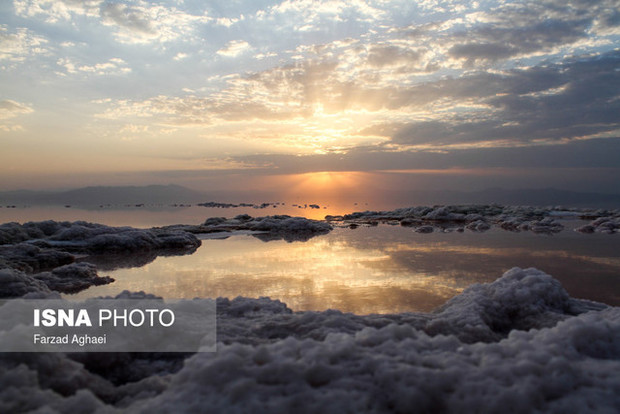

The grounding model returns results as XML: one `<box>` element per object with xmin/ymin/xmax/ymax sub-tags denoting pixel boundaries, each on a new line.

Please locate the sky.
<box><xmin>1</xmin><ymin>0</ymin><xmax>619</xmax><ymax>199</ymax></box>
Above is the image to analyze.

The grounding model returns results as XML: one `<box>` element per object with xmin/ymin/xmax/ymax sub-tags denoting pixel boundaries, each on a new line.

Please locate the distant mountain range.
<box><xmin>0</xmin><ymin>185</ymin><xmax>208</xmax><ymax>206</ymax></box>
<box><xmin>0</xmin><ymin>184</ymin><xmax>618</xmax><ymax>209</ymax></box>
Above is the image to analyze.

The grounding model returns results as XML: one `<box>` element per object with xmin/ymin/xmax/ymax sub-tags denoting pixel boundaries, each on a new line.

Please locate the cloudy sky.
<box><xmin>1</xmin><ymin>0</ymin><xmax>619</xmax><ymax>197</ymax></box>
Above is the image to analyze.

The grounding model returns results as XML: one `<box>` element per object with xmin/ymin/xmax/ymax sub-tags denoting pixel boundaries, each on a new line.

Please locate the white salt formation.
<box><xmin>576</xmin><ymin>216</ymin><xmax>620</xmax><ymax>234</ymax></box>
<box><xmin>0</xmin><ymin>242</ymin><xmax>74</xmax><ymax>273</ymax></box>
<box><xmin>0</xmin><ymin>267</ymin><xmax>54</xmax><ymax>298</ymax></box>
<box><xmin>329</xmin><ymin>205</ymin><xmax>620</xmax><ymax>234</ymax></box>
<box><xmin>0</xmin><ymin>221</ymin><xmax>201</xmax><ymax>295</ymax></box>
<box><xmin>166</xmin><ymin>214</ymin><xmax>333</xmax><ymax>242</ymax></box>
<box><xmin>0</xmin><ymin>210</ymin><xmax>618</xmax><ymax>411</ymax></box>
<box><xmin>31</xmin><ymin>263</ymin><xmax>114</xmax><ymax>294</ymax></box>
<box><xmin>0</xmin><ymin>268</ymin><xmax>617</xmax><ymax>413</ymax></box>
<box><xmin>0</xmin><ymin>221</ymin><xmax>201</xmax><ymax>254</ymax></box>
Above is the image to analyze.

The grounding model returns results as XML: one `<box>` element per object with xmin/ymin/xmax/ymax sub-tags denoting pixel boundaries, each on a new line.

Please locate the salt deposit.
<box><xmin>0</xmin><ymin>268</ymin><xmax>617</xmax><ymax>413</ymax></box>
<box><xmin>330</xmin><ymin>205</ymin><xmax>620</xmax><ymax>234</ymax></box>
<box><xmin>0</xmin><ymin>264</ymin><xmax>113</xmax><ymax>296</ymax></box>
<box><xmin>0</xmin><ymin>210</ymin><xmax>618</xmax><ymax>412</ymax></box>
<box><xmin>166</xmin><ymin>215</ymin><xmax>333</xmax><ymax>242</ymax></box>
<box><xmin>0</xmin><ymin>221</ymin><xmax>201</xmax><ymax>254</ymax></box>
<box><xmin>197</xmin><ymin>201</ymin><xmax>283</xmax><ymax>209</ymax></box>
<box><xmin>0</xmin><ymin>267</ymin><xmax>54</xmax><ymax>298</ymax></box>
<box><xmin>0</xmin><ymin>221</ymin><xmax>201</xmax><ymax>297</ymax></box>
<box><xmin>576</xmin><ymin>216</ymin><xmax>620</xmax><ymax>234</ymax></box>
<box><xmin>0</xmin><ymin>243</ymin><xmax>74</xmax><ymax>273</ymax></box>
<box><xmin>31</xmin><ymin>263</ymin><xmax>114</xmax><ymax>294</ymax></box>
<box><xmin>0</xmin><ymin>216</ymin><xmax>335</xmax><ymax>297</ymax></box>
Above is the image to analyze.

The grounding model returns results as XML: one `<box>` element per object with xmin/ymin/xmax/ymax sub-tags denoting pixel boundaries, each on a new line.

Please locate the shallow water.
<box><xmin>69</xmin><ymin>225</ymin><xmax>620</xmax><ymax>314</ymax></box>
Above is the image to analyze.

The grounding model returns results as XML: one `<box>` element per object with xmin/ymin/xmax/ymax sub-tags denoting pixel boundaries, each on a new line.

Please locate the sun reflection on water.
<box><xmin>70</xmin><ymin>226</ymin><xmax>620</xmax><ymax>314</ymax></box>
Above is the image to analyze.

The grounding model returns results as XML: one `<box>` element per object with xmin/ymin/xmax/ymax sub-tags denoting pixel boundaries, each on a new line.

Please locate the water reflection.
<box><xmin>69</xmin><ymin>226</ymin><xmax>620</xmax><ymax>314</ymax></box>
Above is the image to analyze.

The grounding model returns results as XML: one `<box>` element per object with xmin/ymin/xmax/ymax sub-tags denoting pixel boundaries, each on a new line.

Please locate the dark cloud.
<box><xmin>100</xmin><ymin>3</ymin><xmax>156</xmax><ymax>36</ymax></box>
<box><xmin>599</xmin><ymin>9</ymin><xmax>620</xmax><ymax>29</ymax></box>
<box><xmin>366</xmin><ymin>45</ymin><xmax>422</xmax><ymax>67</ymax></box>
<box><xmin>92</xmin><ymin>0</ymin><xmax>619</xmax><ymax>128</ymax></box>
<box><xmin>215</xmin><ymin>137</ymin><xmax>620</xmax><ymax>193</ymax></box>
<box><xmin>448</xmin><ymin>19</ymin><xmax>591</xmax><ymax>64</ymax></box>
<box><xmin>448</xmin><ymin>43</ymin><xmax>517</xmax><ymax>62</ymax></box>
<box><xmin>444</xmin><ymin>0</ymin><xmax>601</xmax><ymax>66</ymax></box>
<box><xmin>245</xmin><ymin>52</ymin><xmax>591</xmax><ymax>117</ymax></box>
<box><xmin>387</xmin><ymin>50</ymin><xmax>620</xmax><ymax>145</ymax></box>
<box><xmin>131</xmin><ymin>48</ymin><xmax>618</xmax><ymax>135</ymax></box>
<box><xmin>232</xmin><ymin>138</ymin><xmax>620</xmax><ymax>174</ymax></box>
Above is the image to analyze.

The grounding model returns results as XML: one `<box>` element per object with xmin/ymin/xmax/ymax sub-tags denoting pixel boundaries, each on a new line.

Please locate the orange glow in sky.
<box><xmin>0</xmin><ymin>0</ymin><xmax>617</xmax><ymax>196</ymax></box>
<box><xmin>290</xmin><ymin>171</ymin><xmax>364</xmax><ymax>196</ymax></box>
<box><xmin>280</xmin><ymin>171</ymin><xmax>373</xmax><ymax>216</ymax></box>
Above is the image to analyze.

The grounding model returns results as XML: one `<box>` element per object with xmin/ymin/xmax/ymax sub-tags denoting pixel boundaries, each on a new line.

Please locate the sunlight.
<box><xmin>300</xmin><ymin>171</ymin><xmax>350</xmax><ymax>188</ymax></box>
<box><xmin>270</xmin><ymin>171</ymin><xmax>370</xmax><ymax>218</ymax></box>
<box><xmin>78</xmin><ymin>231</ymin><xmax>458</xmax><ymax>314</ymax></box>
<box><xmin>288</xmin><ymin>171</ymin><xmax>364</xmax><ymax>198</ymax></box>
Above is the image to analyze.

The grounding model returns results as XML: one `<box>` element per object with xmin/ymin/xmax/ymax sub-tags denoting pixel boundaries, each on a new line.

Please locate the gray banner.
<box><xmin>0</xmin><ymin>299</ymin><xmax>216</xmax><ymax>352</ymax></box>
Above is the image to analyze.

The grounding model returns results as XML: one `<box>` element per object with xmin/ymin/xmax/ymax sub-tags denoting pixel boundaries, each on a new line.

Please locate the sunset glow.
<box><xmin>288</xmin><ymin>171</ymin><xmax>364</xmax><ymax>197</ymax></box>
<box><xmin>0</xmin><ymin>2</ymin><xmax>619</xmax><ymax>408</ymax></box>
<box><xmin>0</xmin><ymin>0</ymin><xmax>618</xmax><ymax>196</ymax></box>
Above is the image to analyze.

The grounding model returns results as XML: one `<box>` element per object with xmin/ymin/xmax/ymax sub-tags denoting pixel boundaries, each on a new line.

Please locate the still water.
<box><xmin>0</xmin><ymin>202</ymin><xmax>361</xmax><ymax>227</ymax></box>
<box><xmin>70</xmin><ymin>225</ymin><xmax>620</xmax><ymax>314</ymax></box>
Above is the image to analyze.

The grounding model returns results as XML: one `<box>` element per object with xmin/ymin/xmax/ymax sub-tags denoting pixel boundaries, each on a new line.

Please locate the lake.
<box><xmin>67</xmin><ymin>223</ymin><xmax>620</xmax><ymax>314</ymax></box>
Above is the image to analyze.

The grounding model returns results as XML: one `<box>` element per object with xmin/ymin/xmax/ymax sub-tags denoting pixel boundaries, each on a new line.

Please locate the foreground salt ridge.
<box><xmin>0</xmin><ymin>268</ymin><xmax>618</xmax><ymax>413</ymax></box>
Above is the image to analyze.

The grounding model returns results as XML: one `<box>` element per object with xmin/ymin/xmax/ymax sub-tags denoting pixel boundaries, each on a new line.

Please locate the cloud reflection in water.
<box><xmin>70</xmin><ymin>226</ymin><xmax>620</xmax><ymax>314</ymax></box>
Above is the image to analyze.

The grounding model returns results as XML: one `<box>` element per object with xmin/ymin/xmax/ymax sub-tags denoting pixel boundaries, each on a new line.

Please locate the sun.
<box><xmin>279</xmin><ymin>171</ymin><xmax>368</xmax><ymax>216</ymax></box>
<box><xmin>294</xmin><ymin>171</ymin><xmax>361</xmax><ymax>193</ymax></box>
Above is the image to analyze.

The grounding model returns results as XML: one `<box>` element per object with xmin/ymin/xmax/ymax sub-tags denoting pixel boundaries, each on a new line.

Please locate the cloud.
<box><xmin>99</xmin><ymin>1</ymin><xmax>210</xmax><ymax>44</ymax></box>
<box><xmin>5</xmin><ymin>0</ymin><xmax>619</xmax><ymax>184</ymax></box>
<box><xmin>94</xmin><ymin>93</ymin><xmax>299</xmax><ymax>127</ymax></box>
<box><xmin>255</xmin><ymin>51</ymin><xmax>278</xmax><ymax>60</ymax></box>
<box><xmin>0</xmin><ymin>99</ymin><xmax>33</xmax><ymax>131</ymax></box>
<box><xmin>592</xmin><ymin>7</ymin><xmax>620</xmax><ymax>35</ymax></box>
<box><xmin>56</xmin><ymin>57</ymin><xmax>131</xmax><ymax>76</ymax></box>
<box><xmin>93</xmin><ymin>46</ymin><xmax>619</xmax><ymax>154</ymax></box>
<box><xmin>13</xmin><ymin>0</ymin><xmax>101</xmax><ymax>23</ymax></box>
<box><xmin>443</xmin><ymin>0</ymin><xmax>620</xmax><ymax>66</ymax></box>
<box><xmin>264</xmin><ymin>0</ymin><xmax>387</xmax><ymax>27</ymax></box>
<box><xmin>447</xmin><ymin>18</ymin><xmax>591</xmax><ymax>65</ymax></box>
<box><xmin>217</xmin><ymin>40</ymin><xmax>251</xmax><ymax>57</ymax></box>
<box><xmin>366</xmin><ymin>45</ymin><xmax>423</xmax><ymax>68</ymax></box>
<box><xmin>0</xmin><ymin>25</ymin><xmax>49</xmax><ymax>62</ymax></box>
<box><xmin>385</xmin><ymin>51</ymin><xmax>620</xmax><ymax>146</ymax></box>
<box><xmin>227</xmin><ymin>137</ymin><xmax>620</xmax><ymax>176</ymax></box>
<box><xmin>215</xmin><ymin>17</ymin><xmax>241</xmax><ymax>27</ymax></box>
<box><xmin>448</xmin><ymin>42</ymin><xmax>517</xmax><ymax>63</ymax></box>
<box><xmin>14</xmin><ymin>0</ymin><xmax>211</xmax><ymax>44</ymax></box>
<box><xmin>100</xmin><ymin>2</ymin><xmax>156</xmax><ymax>38</ymax></box>
<box><xmin>94</xmin><ymin>59</ymin><xmax>342</xmax><ymax>126</ymax></box>
<box><xmin>0</xmin><ymin>100</ymin><xmax>33</xmax><ymax>119</ymax></box>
